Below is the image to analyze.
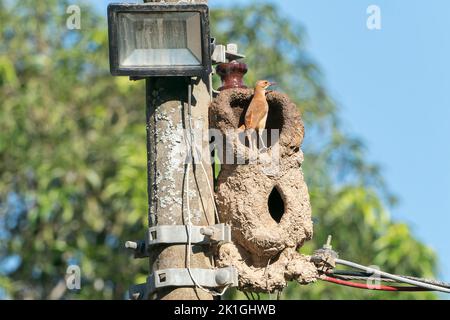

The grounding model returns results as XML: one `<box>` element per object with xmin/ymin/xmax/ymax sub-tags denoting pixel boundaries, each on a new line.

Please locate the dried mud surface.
<box><xmin>210</xmin><ymin>89</ymin><xmax>318</xmax><ymax>292</ymax></box>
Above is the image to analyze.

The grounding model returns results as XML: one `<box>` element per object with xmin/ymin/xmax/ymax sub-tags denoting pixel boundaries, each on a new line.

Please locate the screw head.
<box><xmin>200</xmin><ymin>227</ymin><xmax>214</xmax><ymax>237</ymax></box>
<box><xmin>215</xmin><ymin>269</ymin><xmax>230</xmax><ymax>286</ymax></box>
<box><xmin>125</xmin><ymin>241</ymin><xmax>138</xmax><ymax>250</ymax></box>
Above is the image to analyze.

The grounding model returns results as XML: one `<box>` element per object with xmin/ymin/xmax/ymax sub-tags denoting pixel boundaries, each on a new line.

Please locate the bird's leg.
<box><xmin>258</xmin><ymin>129</ymin><xmax>267</xmax><ymax>152</ymax></box>
<box><xmin>247</xmin><ymin>130</ymin><xmax>258</xmax><ymax>159</ymax></box>
<box><xmin>245</xmin><ymin>130</ymin><xmax>250</xmax><ymax>149</ymax></box>
<box><xmin>246</xmin><ymin>130</ymin><xmax>253</xmax><ymax>152</ymax></box>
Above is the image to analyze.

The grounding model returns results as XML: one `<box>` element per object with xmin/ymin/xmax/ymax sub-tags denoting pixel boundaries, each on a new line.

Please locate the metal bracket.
<box><xmin>125</xmin><ymin>224</ymin><xmax>232</xmax><ymax>259</ymax></box>
<box><xmin>212</xmin><ymin>44</ymin><xmax>226</xmax><ymax>64</ymax></box>
<box><xmin>212</xmin><ymin>43</ymin><xmax>246</xmax><ymax>65</ymax></box>
<box><xmin>148</xmin><ymin>223</ymin><xmax>232</xmax><ymax>246</ymax></box>
<box><xmin>129</xmin><ymin>266</ymin><xmax>239</xmax><ymax>299</ymax></box>
<box><xmin>224</xmin><ymin>43</ymin><xmax>246</xmax><ymax>61</ymax></box>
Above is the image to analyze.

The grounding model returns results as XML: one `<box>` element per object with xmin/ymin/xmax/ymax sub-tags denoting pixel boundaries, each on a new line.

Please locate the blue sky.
<box><xmin>96</xmin><ymin>0</ymin><xmax>450</xmax><ymax>283</ymax></box>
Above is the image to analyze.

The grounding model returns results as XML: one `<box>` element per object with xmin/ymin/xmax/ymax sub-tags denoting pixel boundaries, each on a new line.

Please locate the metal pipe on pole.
<box><xmin>143</xmin><ymin>0</ymin><xmax>215</xmax><ymax>300</ymax></box>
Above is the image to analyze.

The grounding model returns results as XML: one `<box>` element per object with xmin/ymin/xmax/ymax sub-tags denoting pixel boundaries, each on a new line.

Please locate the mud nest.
<box><xmin>210</xmin><ymin>88</ymin><xmax>318</xmax><ymax>293</ymax></box>
<box><xmin>209</xmin><ymin>88</ymin><xmax>305</xmax><ymax>158</ymax></box>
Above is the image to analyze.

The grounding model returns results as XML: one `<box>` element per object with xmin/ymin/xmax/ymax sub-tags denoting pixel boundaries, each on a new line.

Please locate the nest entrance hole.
<box><xmin>268</xmin><ymin>186</ymin><xmax>285</xmax><ymax>223</ymax></box>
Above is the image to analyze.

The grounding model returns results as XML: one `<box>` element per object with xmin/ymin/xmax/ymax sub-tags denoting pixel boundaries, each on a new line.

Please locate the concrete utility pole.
<box><xmin>144</xmin><ymin>0</ymin><xmax>215</xmax><ymax>300</ymax></box>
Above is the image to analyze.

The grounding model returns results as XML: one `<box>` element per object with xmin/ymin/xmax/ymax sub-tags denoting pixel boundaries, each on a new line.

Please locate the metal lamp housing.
<box><xmin>108</xmin><ymin>3</ymin><xmax>211</xmax><ymax>77</ymax></box>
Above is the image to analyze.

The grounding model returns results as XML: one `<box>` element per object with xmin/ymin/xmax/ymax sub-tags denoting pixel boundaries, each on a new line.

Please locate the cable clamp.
<box><xmin>311</xmin><ymin>235</ymin><xmax>339</xmax><ymax>273</ymax></box>
<box><xmin>149</xmin><ymin>224</ymin><xmax>232</xmax><ymax>245</ymax></box>
<box><xmin>125</xmin><ymin>224</ymin><xmax>232</xmax><ymax>259</ymax></box>
<box><xmin>129</xmin><ymin>267</ymin><xmax>239</xmax><ymax>300</ymax></box>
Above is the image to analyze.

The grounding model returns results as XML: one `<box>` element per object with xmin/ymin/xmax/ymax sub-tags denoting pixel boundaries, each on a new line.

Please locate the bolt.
<box><xmin>131</xmin><ymin>292</ymin><xmax>141</xmax><ymax>300</ymax></box>
<box><xmin>227</xmin><ymin>43</ymin><xmax>238</xmax><ymax>55</ymax></box>
<box><xmin>200</xmin><ymin>227</ymin><xmax>214</xmax><ymax>237</ymax></box>
<box><xmin>125</xmin><ymin>241</ymin><xmax>138</xmax><ymax>250</ymax></box>
<box><xmin>215</xmin><ymin>269</ymin><xmax>230</xmax><ymax>286</ymax></box>
<box><xmin>323</xmin><ymin>235</ymin><xmax>333</xmax><ymax>250</ymax></box>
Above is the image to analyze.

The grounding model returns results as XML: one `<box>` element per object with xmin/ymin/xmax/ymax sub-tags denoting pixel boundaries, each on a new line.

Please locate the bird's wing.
<box><xmin>245</xmin><ymin>100</ymin><xmax>268</xmax><ymax>129</ymax></box>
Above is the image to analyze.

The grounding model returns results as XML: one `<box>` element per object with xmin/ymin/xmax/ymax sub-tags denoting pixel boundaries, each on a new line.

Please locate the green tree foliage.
<box><xmin>0</xmin><ymin>0</ymin><xmax>148</xmax><ymax>299</ymax></box>
<box><xmin>211</xmin><ymin>3</ymin><xmax>437</xmax><ymax>300</ymax></box>
<box><xmin>0</xmin><ymin>1</ymin><xmax>438</xmax><ymax>299</ymax></box>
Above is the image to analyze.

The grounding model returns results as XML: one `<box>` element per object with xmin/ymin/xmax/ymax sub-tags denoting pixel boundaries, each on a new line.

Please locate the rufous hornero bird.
<box><xmin>239</xmin><ymin>80</ymin><xmax>276</xmax><ymax>152</ymax></box>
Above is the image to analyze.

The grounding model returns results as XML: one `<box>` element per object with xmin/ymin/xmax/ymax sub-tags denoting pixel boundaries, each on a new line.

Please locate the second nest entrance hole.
<box><xmin>268</xmin><ymin>187</ymin><xmax>285</xmax><ymax>223</ymax></box>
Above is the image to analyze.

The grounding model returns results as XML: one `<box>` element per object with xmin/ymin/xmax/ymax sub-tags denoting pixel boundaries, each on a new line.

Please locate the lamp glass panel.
<box><xmin>117</xmin><ymin>12</ymin><xmax>202</xmax><ymax>67</ymax></box>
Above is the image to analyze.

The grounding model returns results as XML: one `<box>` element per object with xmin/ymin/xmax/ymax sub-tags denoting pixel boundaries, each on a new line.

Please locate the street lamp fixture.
<box><xmin>108</xmin><ymin>3</ymin><xmax>211</xmax><ymax>77</ymax></box>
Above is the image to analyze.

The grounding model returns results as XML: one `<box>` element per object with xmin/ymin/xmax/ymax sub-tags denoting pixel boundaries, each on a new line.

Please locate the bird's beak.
<box><xmin>269</xmin><ymin>82</ymin><xmax>277</xmax><ymax>87</ymax></box>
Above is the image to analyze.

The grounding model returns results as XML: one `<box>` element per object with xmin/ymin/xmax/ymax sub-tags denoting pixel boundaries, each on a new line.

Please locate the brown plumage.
<box><xmin>240</xmin><ymin>80</ymin><xmax>276</xmax><ymax>150</ymax></box>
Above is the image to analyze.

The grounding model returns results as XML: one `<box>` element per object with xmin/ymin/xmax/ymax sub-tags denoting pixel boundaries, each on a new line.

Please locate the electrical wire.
<box><xmin>209</xmin><ymin>72</ymin><xmax>221</xmax><ymax>98</ymax></box>
<box><xmin>330</xmin><ymin>274</ymin><xmax>396</xmax><ymax>283</ymax></box>
<box><xmin>198</xmin><ymin>155</ymin><xmax>221</xmax><ymax>224</ymax></box>
<box><xmin>322</xmin><ymin>276</ymin><xmax>431</xmax><ymax>292</ymax></box>
<box><xmin>187</xmin><ymin>79</ymin><xmax>221</xmax><ymax>224</ymax></box>
<box><xmin>335</xmin><ymin>258</ymin><xmax>450</xmax><ymax>294</ymax></box>
<box><xmin>330</xmin><ymin>270</ymin><xmax>450</xmax><ymax>288</ymax></box>
<box><xmin>185</xmin><ymin>162</ymin><xmax>228</xmax><ymax>297</ymax></box>
<box><xmin>184</xmin><ymin>81</ymin><xmax>229</xmax><ymax>297</ymax></box>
